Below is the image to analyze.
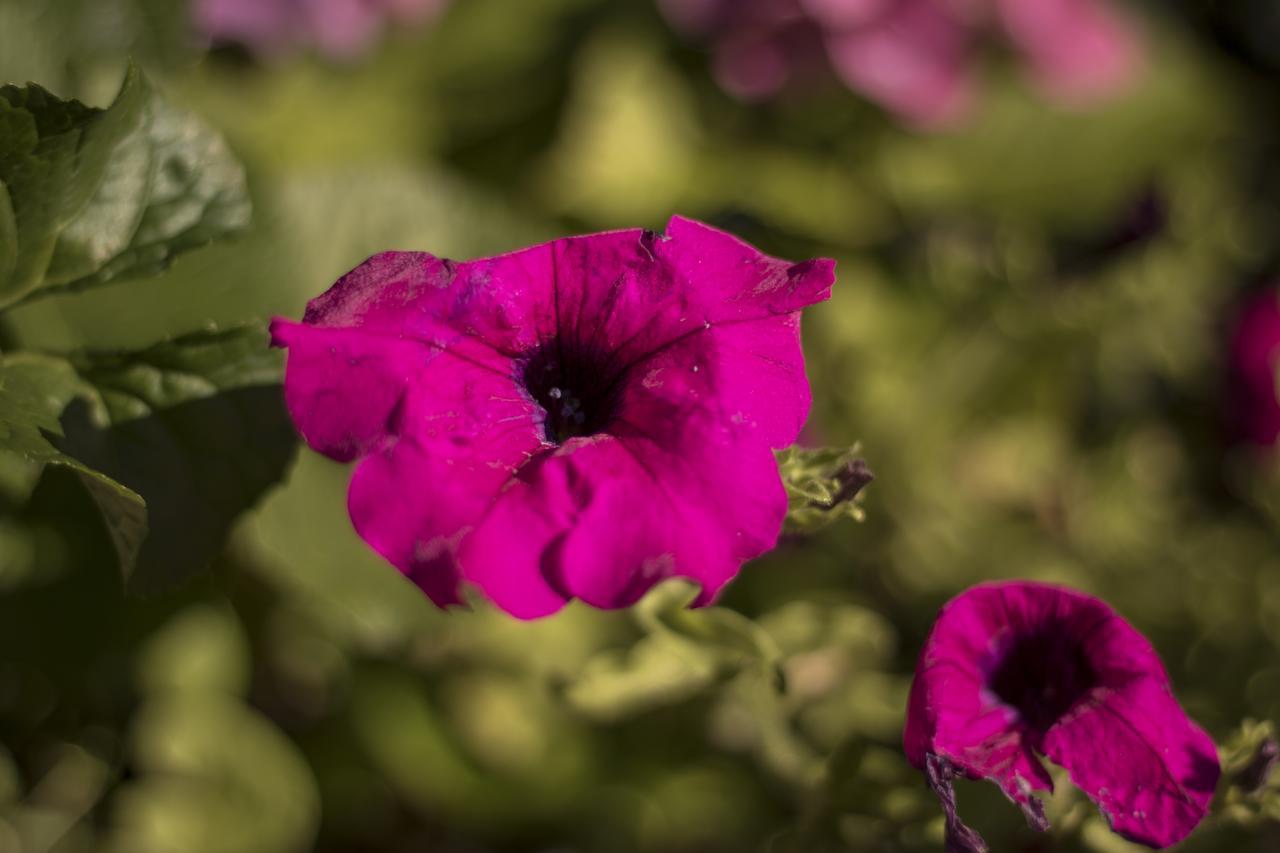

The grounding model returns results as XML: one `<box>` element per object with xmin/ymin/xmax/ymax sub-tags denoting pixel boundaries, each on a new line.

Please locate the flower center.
<box><xmin>988</xmin><ymin>628</ymin><xmax>1097</xmax><ymax>733</ymax></box>
<box><xmin>519</xmin><ymin>340</ymin><xmax>624</xmax><ymax>445</ymax></box>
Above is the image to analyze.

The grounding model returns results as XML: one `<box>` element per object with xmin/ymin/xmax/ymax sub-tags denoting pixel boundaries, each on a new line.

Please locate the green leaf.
<box><xmin>557</xmin><ymin>634</ymin><xmax>719</xmax><ymax>721</ymax></box>
<box><xmin>777</xmin><ymin>445</ymin><xmax>874</xmax><ymax>534</ymax></box>
<box><xmin>0</xmin><ymin>351</ymin><xmax>148</xmax><ymax>572</ymax></box>
<box><xmin>1216</xmin><ymin>718</ymin><xmax>1280</xmax><ymax>828</ymax></box>
<box><xmin>0</xmin><ymin>64</ymin><xmax>250</xmax><ymax>309</ymax></box>
<box><xmin>0</xmin><ymin>326</ymin><xmax>296</xmax><ymax>592</ymax></box>
<box><xmin>636</xmin><ymin>579</ymin><xmax>786</xmax><ymax>692</ymax></box>
<box><xmin>137</xmin><ymin>605</ymin><xmax>252</xmax><ymax>697</ymax></box>
<box><xmin>0</xmin><ymin>182</ymin><xmax>16</xmax><ymax>285</ymax></box>
<box><xmin>110</xmin><ymin>695</ymin><xmax>319</xmax><ymax>853</ymax></box>
<box><xmin>559</xmin><ymin>580</ymin><xmax>789</xmax><ymax>721</ymax></box>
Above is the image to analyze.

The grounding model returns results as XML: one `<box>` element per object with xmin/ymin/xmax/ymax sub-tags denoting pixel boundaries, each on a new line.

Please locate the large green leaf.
<box><xmin>0</xmin><ymin>326</ymin><xmax>295</xmax><ymax>592</ymax></box>
<box><xmin>0</xmin><ymin>64</ymin><xmax>249</xmax><ymax>309</ymax></box>
<box><xmin>0</xmin><ymin>351</ymin><xmax>148</xmax><ymax>572</ymax></box>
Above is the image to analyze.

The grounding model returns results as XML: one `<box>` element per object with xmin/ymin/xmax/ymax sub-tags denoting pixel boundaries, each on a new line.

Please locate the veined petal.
<box><xmin>548</xmin><ymin>433</ymin><xmax>785</xmax><ymax>609</ymax></box>
<box><xmin>348</xmin><ymin>440</ymin><xmax>514</xmax><ymax>607</ymax></box>
<box><xmin>1041</xmin><ymin>662</ymin><xmax>1219</xmax><ymax>847</ymax></box>
<box><xmin>456</xmin><ymin>447</ymin><xmax>587</xmax><ymax>620</ymax></box>
<box><xmin>269</xmin><ymin>319</ymin><xmax>541</xmax><ymax>461</ymax></box>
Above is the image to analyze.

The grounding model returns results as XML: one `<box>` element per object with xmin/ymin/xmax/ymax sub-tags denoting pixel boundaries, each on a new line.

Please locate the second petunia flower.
<box><xmin>905</xmin><ymin>581</ymin><xmax>1219</xmax><ymax>851</ymax></box>
<box><xmin>271</xmin><ymin>217</ymin><xmax>835</xmax><ymax>619</ymax></box>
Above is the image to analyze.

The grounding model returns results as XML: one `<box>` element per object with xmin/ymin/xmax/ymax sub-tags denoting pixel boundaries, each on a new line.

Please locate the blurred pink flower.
<box><xmin>271</xmin><ymin>217</ymin><xmax>834</xmax><ymax>619</ymax></box>
<box><xmin>1227</xmin><ymin>290</ymin><xmax>1280</xmax><ymax>447</ymax></box>
<box><xmin>193</xmin><ymin>0</ymin><xmax>450</xmax><ymax>60</ymax></box>
<box><xmin>659</xmin><ymin>0</ymin><xmax>1142</xmax><ymax>127</ymax></box>
<box><xmin>904</xmin><ymin>581</ymin><xmax>1218</xmax><ymax>851</ymax></box>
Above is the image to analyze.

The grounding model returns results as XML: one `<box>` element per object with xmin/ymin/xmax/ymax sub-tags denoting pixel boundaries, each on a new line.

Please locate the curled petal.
<box><xmin>905</xmin><ymin>582</ymin><xmax>1219</xmax><ymax>849</ymax></box>
<box><xmin>657</xmin><ymin>216</ymin><xmax>835</xmax><ymax>321</ymax></box>
<box><xmin>1042</xmin><ymin>678</ymin><xmax>1220</xmax><ymax>847</ymax></box>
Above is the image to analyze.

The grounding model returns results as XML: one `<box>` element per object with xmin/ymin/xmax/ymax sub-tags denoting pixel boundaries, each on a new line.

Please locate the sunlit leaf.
<box><xmin>558</xmin><ymin>634</ymin><xmax>718</xmax><ymax>721</ymax></box>
<box><xmin>638</xmin><ymin>578</ymin><xmax>786</xmax><ymax>692</ymax></box>
<box><xmin>0</xmin><ymin>64</ymin><xmax>249</xmax><ymax>309</ymax></box>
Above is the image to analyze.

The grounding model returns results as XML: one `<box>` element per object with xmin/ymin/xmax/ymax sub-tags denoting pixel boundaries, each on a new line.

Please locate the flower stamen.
<box><xmin>519</xmin><ymin>340</ymin><xmax>624</xmax><ymax>445</ymax></box>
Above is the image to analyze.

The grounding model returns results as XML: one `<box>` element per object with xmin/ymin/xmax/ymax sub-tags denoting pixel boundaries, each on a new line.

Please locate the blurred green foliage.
<box><xmin>1</xmin><ymin>0</ymin><xmax>1280</xmax><ymax>851</ymax></box>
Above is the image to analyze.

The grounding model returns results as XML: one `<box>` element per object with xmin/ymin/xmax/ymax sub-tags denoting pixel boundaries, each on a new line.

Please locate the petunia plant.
<box><xmin>273</xmin><ymin>216</ymin><xmax>870</xmax><ymax>618</ymax></box>
<box><xmin>0</xmin><ymin>64</ymin><xmax>296</xmax><ymax>592</ymax></box>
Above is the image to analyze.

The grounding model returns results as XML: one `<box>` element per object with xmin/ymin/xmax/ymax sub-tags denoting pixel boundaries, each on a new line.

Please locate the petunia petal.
<box><xmin>698</xmin><ymin>313</ymin><xmax>813</xmax><ymax>449</ymax></box>
<box><xmin>270</xmin><ymin>319</ymin><xmax>426</xmax><ymax>462</ymax></box>
<box><xmin>546</xmin><ymin>433</ymin><xmax>785</xmax><ymax>609</ymax></box>
<box><xmin>539</xmin><ymin>438</ymin><xmax>723</xmax><ymax>609</ymax></box>
<box><xmin>613</xmin><ymin>332</ymin><xmax>791</xmax><ymax>567</ymax></box>
<box><xmin>656</xmin><ymin>216</ymin><xmax>835</xmax><ymax>321</ymax></box>
<box><xmin>273</xmin><ymin>316</ymin><xmax>549</xmax><ymax>606</ymax></box>
<box><xmin>347</xmin><ymin>440</ymin><xmax>504</xmax><ymax>607</ymax></box>
<box><xmin>1041</xmin><ymin>669</ymin><xmax>1220</xmax><ymax>847</ymax></box>
<box><xmin>456</xmin><ymin>449</ymin><xmax>585</xmax><ymax>620</ymax></box>
<box><xmin>270</xmin><ymin>319</ymin><xmax>542</xmax><ymax>460</ymax></box>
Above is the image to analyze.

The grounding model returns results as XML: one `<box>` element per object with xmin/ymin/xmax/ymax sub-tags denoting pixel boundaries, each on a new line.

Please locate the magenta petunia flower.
<box><xmin>193</xmin><ymin>0</ymin><xmax>450</xmax><ymax>60</ymax></box>
<box><xmin>659</xmin><ymin>0</ymin><xmax>1142</xmax><ymax>127</ymax></box>
<box><xmin>904</xmin><ymin>581</ymin><xmax>1219</xmax><ymax>851</ymax></box>
<box><xmin>1226</xmin><ymin>289</ymin><xmax>1280</xmax><ymax>448</ymax></box>
<box><xmin>270</xmin><ymin>217</ymin><xmax>834</xmax><ymax>619</ymax></box>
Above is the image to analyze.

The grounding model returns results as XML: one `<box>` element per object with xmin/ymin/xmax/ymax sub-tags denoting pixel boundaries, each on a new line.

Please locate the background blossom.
<box><xmin>193</xmin><ymin>0</ymin><xmax>450</xmax><ymax>59</ymax></box>
<box><xmin>1227</xmin><ymin>289</ymin><xmax>1280</xmax><ymax>448</ymax></box>
<box><xmin>659</xmin><ymin>0</ymin><xmax>1142</xmax><ymax>126</ymax></box>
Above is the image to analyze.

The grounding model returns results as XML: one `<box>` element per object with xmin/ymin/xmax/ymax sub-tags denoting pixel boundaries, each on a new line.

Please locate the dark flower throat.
<box><xmin>520</xmin><ymin>340</ymin><xmax>624</xmax><ymax>445</ymax></box>
<box><xmin>988</xmin><ymin>628</ymin><xmax>1098</xmax><ymax>733</ymax></box>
